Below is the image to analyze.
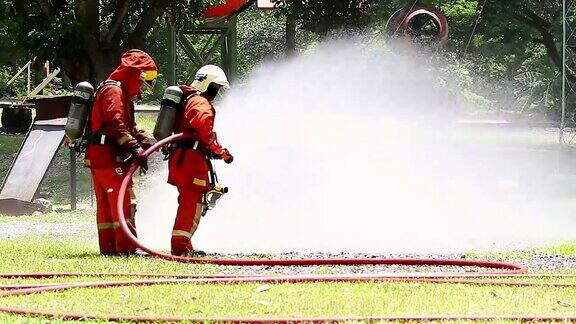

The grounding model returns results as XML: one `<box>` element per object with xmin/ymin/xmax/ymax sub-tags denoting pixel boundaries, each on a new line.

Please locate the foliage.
<box><xmin>435</xmin><ymin>0</ymin><xmax>572</xmax><ymax>119</ymax></box>
<box><xmin>262</xmin><ymin>0</ymin><xmax>576</xmax><ymax>119</ymax></box>
<box><xmin>0</xmin><ymin>67</ymin><xmax>14</xmax><ymax>97</ymax></box>
<box><xmin>0</xmin><ymin>4</ymin><xmax>24</xmax><ymax>66</ymax></box>
<box><xmin>273</xmin><ymin>0</ymin><xmax>373</xmax><ymax>36</ymax></box>
<box><xmin>237</xmin><ymin>8</ymin><xmax>287</xmax><ymax>76</ymax></box>
<box><xmin>236</xmin><ymin>7</ymin><xmax>319</xmax><ymax>76</ymax></box>
<box><xmin>140</xmin><ymin>20</ymin><xmax>171</xmax><ymax>102</ymax></box>
<box><xmin>0</xmin><ymin>0</ymin><xmax>219</xmax><ymax>84</ymax></box>
<box><xmin>0</xmin><ymin>0</ymin><xmax>575</xmax><ymax>117</ymax></box>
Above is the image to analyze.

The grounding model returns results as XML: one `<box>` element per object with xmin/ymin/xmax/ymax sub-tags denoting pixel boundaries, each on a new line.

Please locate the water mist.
<box><xmin>138</xmin><ymin>37</ymin><xmax>576</xmax><ymax>254</ymax></box>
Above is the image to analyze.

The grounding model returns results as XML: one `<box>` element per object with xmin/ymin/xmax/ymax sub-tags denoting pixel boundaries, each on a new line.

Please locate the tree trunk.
<box><xmin>517</xmin><ymin>9</ymin><xmax>576</xmax><ymax>83</ymax></box>
<box><xmin>60</xmin><ymin>48</ymin><xmax>120</xmax><ymax>86</ymax></box>
<box><xmin>31</xmin><ymin>0</ymin><xmax>166</xmax><ymax>87</ymax></box>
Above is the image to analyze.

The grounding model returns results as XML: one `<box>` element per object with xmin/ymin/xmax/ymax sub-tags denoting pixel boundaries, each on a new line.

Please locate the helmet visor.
<box><xmin>213</xmin><ymin>79</ymin><xmax>230</xmax><ymax>90</ymax></box>
<box><xmin>140</xmin><ymin>71</ymin><xmax>158</xmax><ymax>92</ymax></box>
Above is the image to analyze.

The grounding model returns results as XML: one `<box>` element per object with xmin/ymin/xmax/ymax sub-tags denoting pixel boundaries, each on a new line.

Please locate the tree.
<box><xmin>0</xmin><ymin>1</ymin><xmax>216</xmax><ymax>85</ymax></box>
<box><xmin>489</xmin><ymin>1</ymin><xmax>570</xmax><ymax>76</ymax></box>
<box><xmin>438</xmin><ymin>0</ymin><xmax>573</xmax><ymax>116</ymax></box>
<box><xmin>273</xmin><ymin>0</ymin><xmax>374</xmax><ymax>36</ymax></box>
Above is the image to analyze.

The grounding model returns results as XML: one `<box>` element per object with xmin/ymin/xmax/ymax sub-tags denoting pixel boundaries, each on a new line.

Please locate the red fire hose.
<box><xmin>0</xmin><ymin>133</ymin><xmax>575</xmax><ymax>322</ymax></box>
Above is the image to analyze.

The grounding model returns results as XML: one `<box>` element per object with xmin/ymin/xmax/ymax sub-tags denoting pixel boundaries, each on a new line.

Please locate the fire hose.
<box><xmin>0</xmin><ymin>133</ymin><xmax>575</xmax><ymax>322</ymax></box>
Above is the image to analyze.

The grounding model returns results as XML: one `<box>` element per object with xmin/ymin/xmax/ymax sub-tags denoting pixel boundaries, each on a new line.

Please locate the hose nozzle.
<box><xmin>204</xmin><ymin>184</ymin><xmax>228</xmax><ymax>213</ymax></box>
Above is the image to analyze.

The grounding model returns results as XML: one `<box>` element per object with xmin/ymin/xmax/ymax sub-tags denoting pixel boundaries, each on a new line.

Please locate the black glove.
<box><xmin>132</xmin><ymin>146</ymin><xmax>148</xmax><ymax>174</ymax></box>
<box><xmin>161</xmin><ymin>145</ymin><xmax>174</xmax><ymax>161</ymax></box>
<box><xmin>222</xmin><ymin>149</ymin><xmax>234</xmax><ymax>164</ymax></box>
<box><xmin>207</xmin><ymin>151</ymin><xmax>222</xmax><ymax>160</ymax></box>
<box><xmin>140</xmin><ymin>137</ymin><xmax>158</xmax><ymax>151</ymax></box>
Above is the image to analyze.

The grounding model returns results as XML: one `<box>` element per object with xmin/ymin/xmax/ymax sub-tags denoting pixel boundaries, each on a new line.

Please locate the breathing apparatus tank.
<box><xmin>65</xmin><ymin>82</ymin><xmax>95</xmax><ymax>140</ymax></box>
<box><xmin>154</xmin><ymin>86</ymin><xmax>184</xmax><ymax>140</ymax></box>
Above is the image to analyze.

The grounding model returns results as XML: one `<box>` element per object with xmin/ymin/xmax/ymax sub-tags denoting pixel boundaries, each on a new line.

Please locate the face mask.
<box><xmin>203</xmin><ymin>83</ymin><xmax>221</xmax><ymax>102</ymax></box>
<box><xmin>217</xmin><ymin>86</ymin><xmax>229</xmax><ymax>100</ymax></box>
<box><xmin>140</xmin><ymin>81</ymin><xmax>155</xmax><ymax>96</ymax></box>
<box><xmin>139</xmin><ymin>71</ymin><xmax>157</xmax><ymax>96</ymax></box>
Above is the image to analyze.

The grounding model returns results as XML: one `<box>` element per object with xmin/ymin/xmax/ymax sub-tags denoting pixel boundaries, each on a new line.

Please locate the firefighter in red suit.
<box><xmin>85</xmin><ymin>49</ymin><xmax>158</xmax><ymax>255</ymax></box>
<box><xmin>168</xmin><ymin>65</ymin><xmax>233</xmax><ymax>256</ymax></box>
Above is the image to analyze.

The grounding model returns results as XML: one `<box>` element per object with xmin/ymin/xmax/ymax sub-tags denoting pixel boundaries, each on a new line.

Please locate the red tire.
<box><xmin>387</xmin><ymin>4</ymin><xmax>449</xmax><ymax>47</ymax></box>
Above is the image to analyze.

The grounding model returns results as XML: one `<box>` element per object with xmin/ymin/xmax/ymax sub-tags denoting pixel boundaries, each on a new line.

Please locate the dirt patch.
<box><xmin>211</xmin><ymin>252</ymin><xmax>576</xmax><ymax>274</ymax></box>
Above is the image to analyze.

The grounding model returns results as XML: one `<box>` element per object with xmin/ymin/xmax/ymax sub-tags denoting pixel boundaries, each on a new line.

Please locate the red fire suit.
<box><xmin>85</xmin><ymin>49</ymin><xmax>158</xmax><ymax>255</ymax></box>
<box><xmin>168</xmin><ymin>85</ymin><xmax>230</xmax><ymax>256</ymax></box>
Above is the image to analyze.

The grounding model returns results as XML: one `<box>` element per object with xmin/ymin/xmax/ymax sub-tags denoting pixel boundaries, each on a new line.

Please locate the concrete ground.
<box><xmin>135</xmin><ymin>104</ymin><xmax>160</xmax><ymax>113</ymax></box>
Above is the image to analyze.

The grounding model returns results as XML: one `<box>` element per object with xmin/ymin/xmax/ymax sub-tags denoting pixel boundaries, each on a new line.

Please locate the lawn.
<box><xmin>0</xmin><ymin>227</ymin><xmax>574</xmax><ymax>322</ymax></box>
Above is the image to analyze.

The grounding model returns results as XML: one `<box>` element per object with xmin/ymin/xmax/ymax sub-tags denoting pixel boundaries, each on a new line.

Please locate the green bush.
<box><xmin>0</xmin><ymin>67</ymin><xmax>15</xmax><ymax>97</ymax></box>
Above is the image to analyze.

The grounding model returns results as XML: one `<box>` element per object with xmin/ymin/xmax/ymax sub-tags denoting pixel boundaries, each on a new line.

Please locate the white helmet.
<box><xmin>192</xmin><ymin>65</ymin><xmax>230</xmax><ymax>93</ymax></box>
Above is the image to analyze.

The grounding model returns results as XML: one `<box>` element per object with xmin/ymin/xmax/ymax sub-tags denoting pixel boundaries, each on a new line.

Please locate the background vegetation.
<box><xmin>1</xmin><ymin>0</ymin><xmax>575</xmax><ymax>119</ymax></box>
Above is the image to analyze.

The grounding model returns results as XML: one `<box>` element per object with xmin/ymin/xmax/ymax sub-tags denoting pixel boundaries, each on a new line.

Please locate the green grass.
<box><xmin>0</xmin><ymin>234</ymin><xmax>217</xmax><ymax>275</ymax></box>
<box><xmin>0</xmin><ymin>230</ymin><xmax>574</xmax><ymax>322</ymax></box>
<box><xmin>0</xmin><ymin>135</ymin><xmax>23</xmax><ymax>178</ymax></box>
<box><xmin>136</xmin><ymin>113</ymin><xmax>157</xmax><ymax>133</ymax></box>
<box><xmin>0</xmin><ymin>209</ymin><xmax>92</xmax><ymax>223</ymax></box>
<box><xmin>545</xmin><ymin>241</ymin><xmax>576</xmax><ymax>256</ymax></box>
<box><xmin>41</xmin><ymin>164</ymin><xmax>93</xmax><ymax>205</ymax></box>
<box><xmin>466</xmin><ymin>241</ymin><xmax>576</xmax><ymax>260</ymax></box>
<box><xmin>1</xmin><ymin>273</ymin><xmax>576</xmax><ymax>321</ymax></box>
<box><xmin>465</xmin><ymin>250</ymin><xmax>535</xmax><ymax>260</ymax></box>
<box><xmin>0</xmin><ymin>133</ymin><xmax>92</xmax><ymax>205</ymax></box>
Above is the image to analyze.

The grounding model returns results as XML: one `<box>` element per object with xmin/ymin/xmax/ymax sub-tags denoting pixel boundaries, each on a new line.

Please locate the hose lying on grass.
<box><xmin>0</xmin><ymin>133</ymin><xmax>575</xmax><ymax>322</ymax></box>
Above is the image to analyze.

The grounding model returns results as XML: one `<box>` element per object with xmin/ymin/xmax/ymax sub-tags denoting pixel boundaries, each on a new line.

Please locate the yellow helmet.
<box><xmin>192</xmin><ymin>65</ymin><xmax>230</xmax><ymax>93</ymax></box>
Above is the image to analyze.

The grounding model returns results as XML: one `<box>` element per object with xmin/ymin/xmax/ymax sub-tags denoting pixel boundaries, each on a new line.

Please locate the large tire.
<box><xmin>0</xmin><ymin>104</ymin><xmax>33</xmax><ymax>134</ymax></box>
<box><xmin>387</xmin><ymin>4</ymin><xmax>449</xmax><ymax>48</ymax></box>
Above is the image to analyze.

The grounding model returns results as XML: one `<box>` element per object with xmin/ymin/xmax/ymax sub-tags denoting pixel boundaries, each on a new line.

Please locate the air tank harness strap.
<box><xmin>83</xmin><ymin>133</ymin><xmax>132</xmax><ymax>166</ymax></box>
<box><xmin>82</xmin><ymin>80</ymin><xmax>122</xmax><ymax>146</ymax></box>
<box><xmin>98</xmin><ymin>80</ymin><xmax>122</xmax><ymax>90</ymax></box>
<box><xmin>165</xmin><ymin>138</ymin><xmax>222</xmax><ymax>216</ymax></box>
<box><xmin>85</xmin><ymin>133</ymin><xmax>117</xmax><ymax>145</ymax></box>
<box><xmin>164</xmin><ymin>139</ymin><xmax>208</xmax><ymax>164</ymax></box>
<box><xmin>72</xmin><ymin>133</ymin><xmax>117</xmax><ymax>158</ymax></box>
<box><xmin>73</xmin><ymin>80</ymin><xmax>122</xmax><ymax>157</ymax></box>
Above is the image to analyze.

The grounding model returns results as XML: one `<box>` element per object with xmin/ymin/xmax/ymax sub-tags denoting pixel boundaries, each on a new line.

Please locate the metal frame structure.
<box><xmin>166</xmin><ymin>2</ymin><xmax>257</xmax><ymax>85</ymax></box>
<box><xmin>167</xmin><ymin>19</ymin><xmax>238</xmax><ymax>85</ymax></box>
<box><xmin>0</xmin><ymin>120</ymin><xmax>68</xmax><ymax>215</ymax></box>
<box><xmin>561</xmin><ymin>0</ymin><xmax>576</xmax><ymax>144</ymax></box>
<box><xmin>178</xmin><ymin>18</ymin><xmax>238</xmax><ymax>83</ymax></box>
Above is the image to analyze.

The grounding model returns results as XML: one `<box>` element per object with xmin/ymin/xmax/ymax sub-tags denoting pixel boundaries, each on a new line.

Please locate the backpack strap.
<box><xmin>84</xmin><ymin>80</ymin><xmax>123</xmax><ymax>146</ymax></box>
<box><xmin>96</xmin><ymin>80</ymin><xmax>122</xmax><ymax>93</ymax></box>
<box><xmin>168</xmin><ymin>90</ymin><xmax>202</xmax><ymax>164</ymax></box>
<box><xmin>182</xmin><ymin>91</ymin><xmax>200</xmax><ymax>106</ymax></box>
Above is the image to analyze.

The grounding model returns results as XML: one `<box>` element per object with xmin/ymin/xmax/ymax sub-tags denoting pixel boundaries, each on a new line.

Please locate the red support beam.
<box><xmin>204</xmin><ymin>0</ymin><xmax>248</xmax><ymax>19</ymax></box>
